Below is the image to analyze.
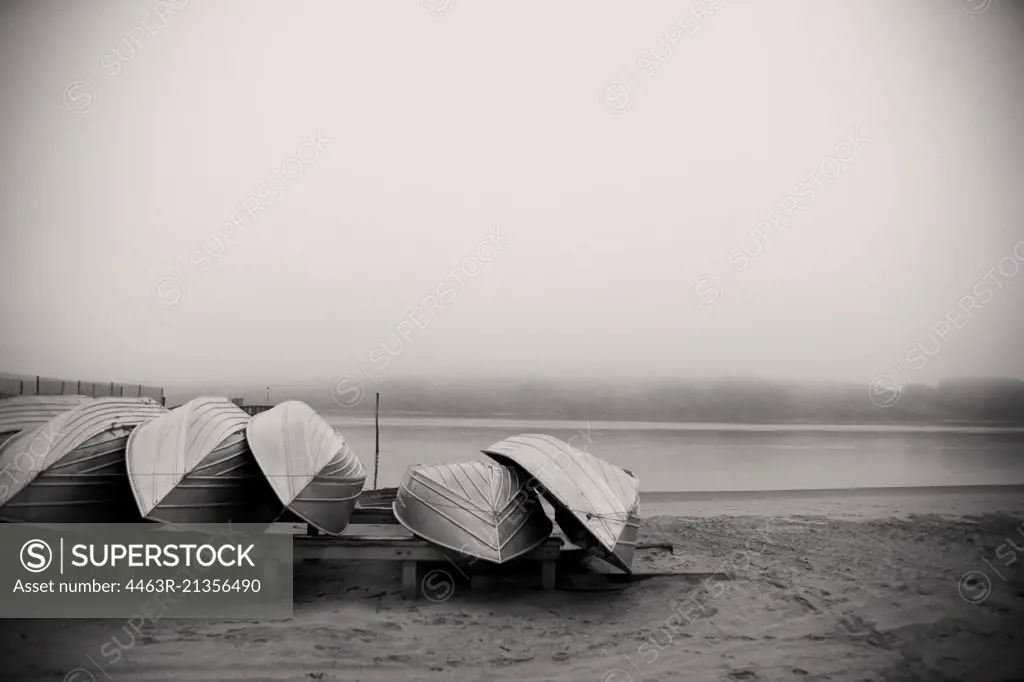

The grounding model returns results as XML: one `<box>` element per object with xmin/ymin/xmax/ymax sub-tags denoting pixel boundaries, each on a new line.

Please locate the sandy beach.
<box><xmin>4</xmin><ymin>0</ymin><xmax>1024</xmax><ymax>677</ymax></box>
<box><xmin>3</xmin><ymin>488</ymin><xmax>1022</xmax><ymax>682</ymax></box>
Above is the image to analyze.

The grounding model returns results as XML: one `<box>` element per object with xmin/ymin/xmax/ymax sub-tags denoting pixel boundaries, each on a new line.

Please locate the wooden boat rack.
<box><xmin>290</xmin><ymin>506</ymin><xmax>562</xmax><ymax>600</ymax></box>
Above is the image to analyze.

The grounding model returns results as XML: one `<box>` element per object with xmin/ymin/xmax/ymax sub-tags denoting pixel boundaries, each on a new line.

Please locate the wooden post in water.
<box><xmin>373</xmin><ymin>392</ymin><xmax>380</xmax><ymax>490</ymax></box>
<box><xmin>36</xmin><ymin>376</ymin><xmax>40</xmax><ymax>394</ymax></box>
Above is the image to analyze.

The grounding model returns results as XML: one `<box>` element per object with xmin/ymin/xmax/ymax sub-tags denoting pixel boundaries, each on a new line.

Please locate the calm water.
<box><xmin>324</xmin><ymin>415</ymin><xmax>1024</xmax><ymax>492</ymax></box>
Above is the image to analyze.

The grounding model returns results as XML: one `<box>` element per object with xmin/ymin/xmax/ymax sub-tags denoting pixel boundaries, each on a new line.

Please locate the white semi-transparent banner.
<box><xmin>3</xmin><ymin>524</ymin><xmax>293</xmax><ymax>619</ymax></box>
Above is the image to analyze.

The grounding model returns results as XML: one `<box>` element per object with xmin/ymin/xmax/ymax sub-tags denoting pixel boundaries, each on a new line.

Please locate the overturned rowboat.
<box><xmin>482</xmin><ymin>433</ymin><xmax>641</xmax><ymax>572</ymax></box>
<box><xmin>126</xmin><ymin>397</ymin><xmax>283</xmax><ymax>525</ymax></box>
<box><xmin>0</xmin><ymin>395</ymin><xmax>91</xmax><ymax>449</ymax></box>
<box><xmin>246</xmin><ymin>400</ymin><xmax>366</xmax><ymax>535</ymax></box>
<box><xmin>358</xmin><ymin>486</ymin><xmax>398</xmax><ymax>508</ymax></box>
<box><xmin>393</xmin><ymin>460</ymin><xmax>553</xmax><ymax>564</ymax></box>
<box><xmin>0</xmin><ymin>397</ymin><xmax>168</xmax><ymax>523</ymax></box>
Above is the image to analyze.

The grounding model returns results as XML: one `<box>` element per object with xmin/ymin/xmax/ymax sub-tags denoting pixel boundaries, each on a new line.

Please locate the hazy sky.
<box><xmin>1</xmin><ymin>0</ymin><xmax>1022</xmax><ymax>387</ymax></box>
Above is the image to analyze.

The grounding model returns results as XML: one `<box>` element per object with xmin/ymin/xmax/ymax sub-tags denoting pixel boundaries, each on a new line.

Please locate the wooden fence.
<box><xmin>0</xmin><ymin>372</ymin><xmax>165</xmax><ymax>404</ymax></box>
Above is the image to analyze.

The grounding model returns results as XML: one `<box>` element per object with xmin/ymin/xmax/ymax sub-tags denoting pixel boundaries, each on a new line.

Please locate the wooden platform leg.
<box><xmin>303</xmin><ymin>525</ymin><xmax>322</xmax><ymax>564</ymax></box>
<box><xmin>541</xmin><ymin>560</ymin><xmax>556</xmax><ymax>591</ymax></box>
<box><xmin>264</xmin><ymin>557</ymin><xmax>279</xmax><ymax>598</ymax></box>
<box><xmin>402</xmin><ymin>560</ymin><xmax>418</xmax><ymax>600</ymax></box>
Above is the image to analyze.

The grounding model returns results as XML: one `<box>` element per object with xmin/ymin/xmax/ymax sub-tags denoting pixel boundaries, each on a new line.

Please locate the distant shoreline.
<box><xmin>320</xmin><ymin>409</ymin><xmax>1024</xmax><ymax>429</ymax></box>
<box><xmin>151</xmin><ymin>376</ymin><xmax>1024</xmax><ymax>427</ymax></box>
<box><xmin>639</xmin><ymin>483</ymin><xmax>1024</xmax><ymax>499</ymax></box>
<box><xmin>321</xmin><ymin>413</ymin><xmax>1024</xmax><ymax>433</ymax></box>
